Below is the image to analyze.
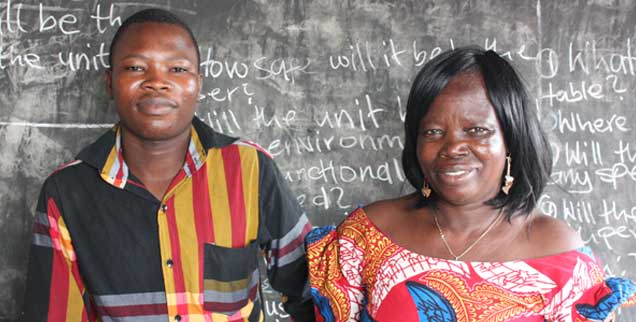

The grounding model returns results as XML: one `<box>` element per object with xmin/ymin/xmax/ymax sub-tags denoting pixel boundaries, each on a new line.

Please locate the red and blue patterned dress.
<box><xmin>306</xmin><ymin>209</ymin><xmax>636</xmax><ymax>322</ymax></box>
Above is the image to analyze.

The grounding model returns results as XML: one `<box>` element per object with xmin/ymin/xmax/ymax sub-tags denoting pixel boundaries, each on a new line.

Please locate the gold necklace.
<box><xmin>433</xmin><ymin>207</ymin><xmax>504</xmax><ymax>261</ymax></box>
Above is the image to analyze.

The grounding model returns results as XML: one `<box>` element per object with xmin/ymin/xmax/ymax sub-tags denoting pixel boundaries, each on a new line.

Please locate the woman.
<box><xmin>305</xmin><ymin>47</ymin><xmax>636</xmax><ymax>322</ymax></box>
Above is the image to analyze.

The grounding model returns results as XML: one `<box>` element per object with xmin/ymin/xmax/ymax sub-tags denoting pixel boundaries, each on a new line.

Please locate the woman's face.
<box><xmin>417</xmin><ymin>72</ymin><xmax>507</xmax><ymax>206</ymax></box>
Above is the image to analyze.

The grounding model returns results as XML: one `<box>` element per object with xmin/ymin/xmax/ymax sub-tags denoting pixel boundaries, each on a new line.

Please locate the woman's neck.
<box><xmin>432</xmin><ymin>202</ymin><xmax>503</xmax><ymax>235</ymax></box>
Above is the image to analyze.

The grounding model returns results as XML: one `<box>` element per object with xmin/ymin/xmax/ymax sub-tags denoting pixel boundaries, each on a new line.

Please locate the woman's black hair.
<box><xmin>401</xmin><ymin>46</ymin><xmax>552</xmax><ymax>219</ymax></box>
<box><xmin>108</xmin><ymin>8</ymin><xmax>201</xmax><ymax>69</ymax></box>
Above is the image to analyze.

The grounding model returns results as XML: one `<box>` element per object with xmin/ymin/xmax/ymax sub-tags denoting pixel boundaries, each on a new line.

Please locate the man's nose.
<box><xmin>142</xmin><ymin>68</ymin><xmax>171</xmax><ymax>91</ymax></box>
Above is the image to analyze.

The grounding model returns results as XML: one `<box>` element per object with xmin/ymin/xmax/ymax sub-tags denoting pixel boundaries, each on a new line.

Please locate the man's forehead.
<box><xmin>112</xmin><ymin>22</ymin><xmax>198</xmax><ymax>58</ymax></box>
<box><xmin>116</xmin><ymin>22</ymin><xmax>191</xmax><ymax>43</ymax></box>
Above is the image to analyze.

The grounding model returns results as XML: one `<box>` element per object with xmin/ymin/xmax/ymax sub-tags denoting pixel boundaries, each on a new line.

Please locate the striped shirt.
<box><xmin>23</xmin><ymin>118</ymin><xmax>314</xmax><ymax>322</ymax></box>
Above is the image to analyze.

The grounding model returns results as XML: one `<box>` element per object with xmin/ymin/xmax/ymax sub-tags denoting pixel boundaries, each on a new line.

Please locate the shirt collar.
<box><xmin>77</xmin><ymin>117</ymin><xmax>237</xmax><ymax>189</ymax></box>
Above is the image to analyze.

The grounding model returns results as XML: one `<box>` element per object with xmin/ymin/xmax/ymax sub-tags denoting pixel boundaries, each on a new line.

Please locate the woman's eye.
<box><xmin>467</xmin><ymin>127</ymin><xmax>490</xmax><ymax>134</ymax></box>
<box><xmin>422</xmin><ymin>129</ymin><xmax>443</xmax><ymax>136</ymax></box>
<box><xmin>125</xmin><ymin>66</ymin><xmax>144</xmax><ymax>72</ymax></box>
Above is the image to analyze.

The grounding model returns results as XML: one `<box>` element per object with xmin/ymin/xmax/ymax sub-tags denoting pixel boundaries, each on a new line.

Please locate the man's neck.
<box><xmin>120</xmin><ymin>127</ymin><xmax>191</xmax><ymax>200</ymax></box>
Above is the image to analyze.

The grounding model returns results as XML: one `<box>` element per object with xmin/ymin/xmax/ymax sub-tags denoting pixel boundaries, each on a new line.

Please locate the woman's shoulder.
<box><xmin>363</xmin><ymin>194</ymin><xmax>419</xmax><ymax>232</ymax></box>
<box><xmin>306</xmin><ymin>196</ymin><xmax>415</xmax><ymax>255</ymax></box>
<box><xmin>305</xmin><ymin>204</ymin><xmax>380</xmax><ymax>250</ymax></box>
<box><xmin>520</xmin><ymin>211</ymin><xmax>585</xmax><ymax>258</ymax></box>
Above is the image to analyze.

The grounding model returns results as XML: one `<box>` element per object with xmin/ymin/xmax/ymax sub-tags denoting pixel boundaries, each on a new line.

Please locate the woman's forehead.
<box><xmin>422</xmin><ymin>73</ymin><xmax>497</xmax><ymax>121</ymax></box>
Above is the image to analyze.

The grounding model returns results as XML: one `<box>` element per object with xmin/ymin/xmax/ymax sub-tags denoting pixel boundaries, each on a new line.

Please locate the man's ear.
<box><xmin>105</xmin><ymin>69</ymin><xmax>113</xmax><ymax>98</ymax></box>
<box><xmin>197</xmin><ymin>73</ymin><xmax>203</xmax><ymax>94</ymax></box>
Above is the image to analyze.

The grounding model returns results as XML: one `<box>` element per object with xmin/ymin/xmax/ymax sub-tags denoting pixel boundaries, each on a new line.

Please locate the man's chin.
<box><xmin>122</xmin><ymin>122</ymin><xmax>190</xmax><ymax>143</ymax></box>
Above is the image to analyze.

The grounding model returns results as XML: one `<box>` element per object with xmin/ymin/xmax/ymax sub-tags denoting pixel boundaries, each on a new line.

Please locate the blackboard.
<box><xmin>1</xmin><ymin>0</ymin><xmax>635</xmax><ymax>321</ymax></box>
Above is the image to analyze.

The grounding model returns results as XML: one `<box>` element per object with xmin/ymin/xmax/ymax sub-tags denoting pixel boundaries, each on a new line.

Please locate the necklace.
<box><xmin>433</xmin><ymin>207</ymin><xmax>504</xmax><ymax>261</ymax></box>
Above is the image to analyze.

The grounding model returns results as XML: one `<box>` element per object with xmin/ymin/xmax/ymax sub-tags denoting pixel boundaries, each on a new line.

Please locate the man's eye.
<box><xmin>172</xmin><ymin>67</ymin><xmax>188</xmax><ymax>72</ymax></box>
<box><xmin>125</xmin><ymin>66</ymin><xmax>144</xmax><ymax>72</ymax></box>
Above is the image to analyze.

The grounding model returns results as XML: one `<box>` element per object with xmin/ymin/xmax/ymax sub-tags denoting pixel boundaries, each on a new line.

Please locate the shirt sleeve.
<box><xmin>571</xmin><ymin>277</ymin><xmax>636</xmax><ymax>321</ymax></box>
<box><xmin>305</xmin><ymin>217</ymin><xmax>367</xmax><ymax>322</ymax></box>
<box><xmin>256</xmin><ymin>152</ymin><xmax>315</xmax><ymax>322</ymax></box>
<box><xmin>22</xmin><ymin>178</ymin><xmax>94</xmax><ymax>322</ymax></box>
<box><xmin>544</xmin><ymin>250</ymin><xmax>636</xmax><ymax>322</ymax></box>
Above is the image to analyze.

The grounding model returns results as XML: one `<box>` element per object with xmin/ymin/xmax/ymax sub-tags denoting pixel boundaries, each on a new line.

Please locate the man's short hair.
<box><xmin>108</xmin><ymin>8</ymin><xmax>201</xmax><ymax>69</ymax></box>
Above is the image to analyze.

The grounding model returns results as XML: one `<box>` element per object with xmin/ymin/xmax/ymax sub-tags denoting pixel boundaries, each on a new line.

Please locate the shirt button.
<box><xmin>174</xmin><ymin>315</ymin><xmax>181</xmax><ymax>321</ymax></box>
<box><xmin>161</xmin><ymin>204</ymin><xmax>168</xmax><ymax>212</ymax></box>
<box><xmin>166</xmin><ymin>259</ymin><xmax>174</xmax><ymax>268</ymax></box>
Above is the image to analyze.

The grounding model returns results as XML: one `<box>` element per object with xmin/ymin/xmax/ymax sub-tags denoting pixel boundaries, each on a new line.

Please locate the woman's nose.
<box><xmin>439</xmin><ymin>132</ymin><xmax>469</xmax><ymax>159</ymax></box>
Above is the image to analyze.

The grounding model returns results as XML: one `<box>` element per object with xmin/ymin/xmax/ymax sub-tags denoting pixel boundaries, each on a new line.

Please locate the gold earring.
<box><xmin>502</xmin><ymin>154</ymin><xmax>514</xmax><ymax>195</ymax></box>
<box><xmin>421</xmin><ymin>181</ymin><xmax>432</xmax><ymax>198</ymax></box>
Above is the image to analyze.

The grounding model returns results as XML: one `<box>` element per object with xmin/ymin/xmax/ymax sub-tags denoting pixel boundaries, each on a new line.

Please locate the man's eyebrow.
<box><xmin>119</xmin><ymin>54</ymin><xmax>195</xmax><ymax>63</ymax></box>
<box><xmin>167</xmin><ymin>56</ymin><xmax>196</xmax><ymax>63</ymax></box>
<box><xmin>119</xmin><ymin>54</ymin><xmax>148</xmax><ymax>60</ymax></box>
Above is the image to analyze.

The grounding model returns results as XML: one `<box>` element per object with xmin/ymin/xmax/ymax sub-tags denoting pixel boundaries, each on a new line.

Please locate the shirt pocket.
<box><xmin>202</xmin><ymin>241</ymin><xmax>260</xmax><ymax>316</ymax></box>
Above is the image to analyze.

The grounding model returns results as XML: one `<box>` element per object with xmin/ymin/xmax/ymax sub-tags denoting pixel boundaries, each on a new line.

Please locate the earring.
<box><xmin>502</xmin><ymin>154</ymin><xmax>514</xmax><ymax>195</ymax></box>
<box><xmin>421</xmin><ymin>181</ymin><xmax>432</xmax><ymax>198</ymax></box>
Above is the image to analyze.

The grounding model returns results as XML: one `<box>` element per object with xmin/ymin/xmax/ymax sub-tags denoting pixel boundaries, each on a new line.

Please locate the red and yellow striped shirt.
<box><xmin>24</xmin><ymin>118</ymin><xmax>314</xmax><ymax>322</ymax></box>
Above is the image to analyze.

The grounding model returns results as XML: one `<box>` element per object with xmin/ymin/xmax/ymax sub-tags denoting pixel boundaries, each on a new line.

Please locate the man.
<box><xmin>23</xmin><ymin>8</ymin><xmax>314</xmax><ymax>322</ymax></box>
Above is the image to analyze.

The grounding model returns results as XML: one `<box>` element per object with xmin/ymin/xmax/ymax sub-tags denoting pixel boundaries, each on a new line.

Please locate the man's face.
<box><xmin>106</xmin><ymin>22</ymin><xmax>201</xmax><ymax>142</ymax></box>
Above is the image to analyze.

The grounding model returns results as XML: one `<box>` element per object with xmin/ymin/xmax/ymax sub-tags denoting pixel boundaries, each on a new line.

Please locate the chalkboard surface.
<box><xmin>1</xmin><ymin>0</ymin><xmax>635</xmax><ymax>321</ymax></box>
